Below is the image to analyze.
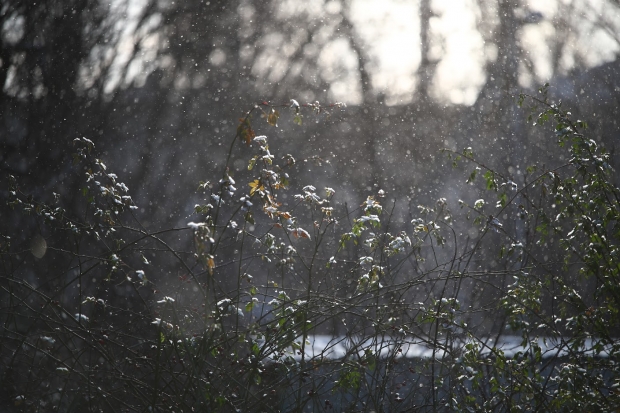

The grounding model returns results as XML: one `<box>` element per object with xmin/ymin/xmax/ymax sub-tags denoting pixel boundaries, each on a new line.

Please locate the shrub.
<box><xmin>2</xmin><ymin>89</ymin><xmax>618</xmax><ymax>412</ymax></box>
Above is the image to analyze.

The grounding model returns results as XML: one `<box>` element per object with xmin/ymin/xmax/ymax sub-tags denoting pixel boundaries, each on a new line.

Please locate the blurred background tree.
<box><xmin>2</xmin><ymin>0</ymin><xmax>619</xmax><ymax>318</ymax></box>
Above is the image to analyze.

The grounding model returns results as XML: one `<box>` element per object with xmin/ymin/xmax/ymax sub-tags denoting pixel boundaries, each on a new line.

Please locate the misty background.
<box><xmin>2</xmin><ymin>0</ymin><xmax>620</xmax><ymax>330</ymax></box>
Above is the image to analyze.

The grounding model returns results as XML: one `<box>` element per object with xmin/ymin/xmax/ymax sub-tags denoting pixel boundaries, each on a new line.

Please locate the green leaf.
<box><xmin>245</xmin><ymin>211</ymin><xmax>254</xmax><ymax>224</ymax></box>
<box><xmin>466</xmin><ymin>168</ymin><xmax>479</xmax><ymax>184</ymax></box>
<box><xmin>497</xmin><ymin>192</ymin><xmax>507</xmax><ymax>208</ymax></box>
<box><xmin>483</xmin><ymin>171</ymin><xmax>496</xmax><ymax>190</ymax></box>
